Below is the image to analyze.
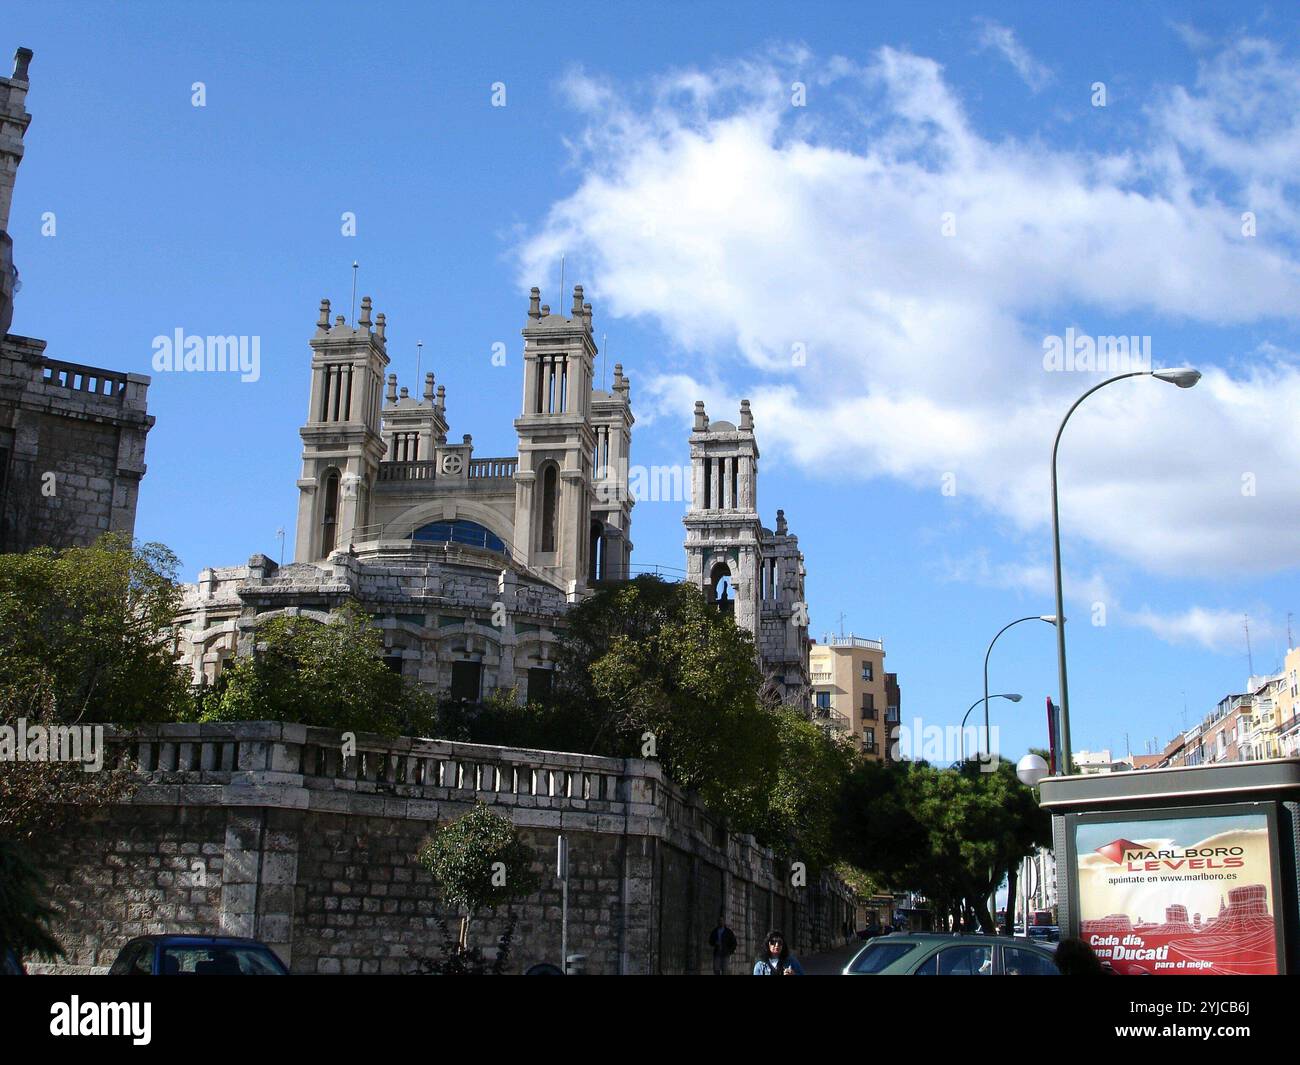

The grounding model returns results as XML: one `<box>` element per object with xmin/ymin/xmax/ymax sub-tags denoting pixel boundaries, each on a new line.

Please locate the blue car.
<box><xmin>108</xmin><ymin>935</ymin><xmax>288</xmax><ymax>975</ymax></box>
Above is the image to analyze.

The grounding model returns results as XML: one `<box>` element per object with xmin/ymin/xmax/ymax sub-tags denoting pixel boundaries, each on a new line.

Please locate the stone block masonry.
<box><xmin>28</xmin><ymin>722</ymin><xmax>856</xmax><ymax>974</ymax></box>
<box><xmin>0</xmin><ymin>334</ymin><xmax>153</xmax><ymax>552</ymax></box>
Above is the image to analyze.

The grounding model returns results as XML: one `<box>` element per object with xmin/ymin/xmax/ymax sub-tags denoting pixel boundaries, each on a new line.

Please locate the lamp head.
<box><xmin>1152</xmin><ymin>367</ymin><xmax>1201</xmax><ymax>389</ymax></box>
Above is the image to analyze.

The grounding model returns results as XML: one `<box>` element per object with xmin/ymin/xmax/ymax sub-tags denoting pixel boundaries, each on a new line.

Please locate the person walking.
<box><xmin>752</xmin><ymin>930</ymin><xmax>803</xmax><ymax>975</ymax></box>
<box><xmin>708</xmin><ymin>913</ymin><xmax>737</xmax><ymax>975</ymax></box>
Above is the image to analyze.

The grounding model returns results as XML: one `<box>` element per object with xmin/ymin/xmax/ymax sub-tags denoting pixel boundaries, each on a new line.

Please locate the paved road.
<box><xmin>798</xmin><ymin>940</ymin><xmax>862</xmax><ymax>975</ymax></box>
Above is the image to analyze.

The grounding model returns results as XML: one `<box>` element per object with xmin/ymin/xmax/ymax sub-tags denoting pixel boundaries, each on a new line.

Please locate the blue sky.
<box><xmin>7</xmin><ymin>1</ymin><xmax>1300</xmax><ymax>766</ymax></box>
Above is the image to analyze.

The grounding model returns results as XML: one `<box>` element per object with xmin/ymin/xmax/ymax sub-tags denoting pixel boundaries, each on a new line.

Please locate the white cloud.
<box><xmin>517</xmin><ymin>40</ymin><xmax>1300</xmax><ymax>583</ymax></box>
<box><xmin>974</xmin><ymin>19</ymin><xmax>1053</xmax><ymax>92</ymax></box>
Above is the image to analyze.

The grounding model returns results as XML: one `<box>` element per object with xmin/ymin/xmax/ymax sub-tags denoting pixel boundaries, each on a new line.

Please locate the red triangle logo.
<box><xmin>1096</xmin><ymin>838</ymin><xmax>1143</xmax><ymax>865</ymax></box>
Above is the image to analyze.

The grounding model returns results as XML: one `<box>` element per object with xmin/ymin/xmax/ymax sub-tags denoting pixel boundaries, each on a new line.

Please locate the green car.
<box><xmin>842</xmin><ymin>933</ymin><xmax>1059</xmax><ymax>975</ymax></box>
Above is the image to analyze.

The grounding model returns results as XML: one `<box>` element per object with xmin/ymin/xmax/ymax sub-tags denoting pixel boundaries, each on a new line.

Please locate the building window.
<box><xmin>815</xmin><ymin>690</ymin><xmax>831</xmax><ymax>710</ymax></box>
<box><xmin>861</xmin><ymin>660</ymin><xmax>873</xmax><ymax>682</ymax></box>
<box><xmin>540</xmin><ymin>464</ymin><xmax>558</xmax><ymax>553</ymax></box>
<box><xmin>412</xmin><ymin>519</ymin><xmax>508</xmax><ymax>556</ymax></box>
<box><xmin>320</xmin><ymin>468</ymin><xmax>340</xmax><ymax>556</ymax></box>
<box><xmin>864</xmin><ymin>727</ymin><xmax>876</xmax><ymax>752</ymax></box>
<box><xmin>862</xmin><ymin>693</ymin><xmax>876</xmax><ymax>719</ymax></box>
<box><xmin>450</xmin><ymin>661</ymin><xmax>482</xmax><ymax>703</ymax></box>
<box><xmin>528</xmin><ymin>667</ymin><xmax>554</xmax><ymax>703</ymax></box>
<box><xmin>709</xmin><ymin>562</ymin><xmax>734</xmax><ymax>617</ymax></box>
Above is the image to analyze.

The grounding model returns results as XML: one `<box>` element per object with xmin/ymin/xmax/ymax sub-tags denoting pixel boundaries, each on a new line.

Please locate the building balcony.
<box><xmin>810</xmin><ymin>670</ymin><xmax>835</xmax><ymax>684</ymax></box>
<box><xmin>814</xmin><ymin>708</ymin><xmax>850</xmax><ymax>732</ymax></box>
<box><xmin>819</xmin><ymin>634</ymin><xmax>884</xmax><ymax>651</ymax></box>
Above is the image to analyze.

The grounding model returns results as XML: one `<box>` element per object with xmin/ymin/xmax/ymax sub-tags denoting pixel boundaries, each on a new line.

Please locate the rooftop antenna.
<box><xmin>275</xmin><ymin>526</ymin><xmax>285</xmax><ymax>568</ymax></box>
<box><xmin>837</xmin><ymin>611</ymin><xmax>847</xmax><ymax>638</ymax></box>
<box><xmin>415</xmin><ymin>341</ymin><xmax>423</xmax><ymax>392</ymax></box>
<box><xmin>350</xmin><ymin>261</ymin><xmax>359</xmax><ymax>325</ymax></box>
<box><xmin>1181</xmin><ymin>690</ymin><xmax>1188</xmax><ymax>730</ymax></box>
<box><xmin>1244</xmin><ymin>614</ymin><xmax>1255</xmax><ymax>677</ymax></box>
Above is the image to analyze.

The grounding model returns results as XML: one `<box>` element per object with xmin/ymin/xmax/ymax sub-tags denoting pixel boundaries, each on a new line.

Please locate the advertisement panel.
<box><xmin>1073</xmin><ymin>810</ymin><xmax>1279</xmax><ymax>975</ymax></box>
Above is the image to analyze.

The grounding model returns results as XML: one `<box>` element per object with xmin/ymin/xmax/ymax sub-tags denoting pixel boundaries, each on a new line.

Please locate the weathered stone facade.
<box><xmin>0</xmin><ymin>48</ymin><xmax>154</xmax><ymax>553</ymax></box>
<box><xmin>0</xmin><ymin>335</ymin><xmax>153</xmax><ymax>552</ymax></box>
<box><xmin>28</xmin><ymin>722</ymin><xmax>856</xmax><ymax>974</ymax></box>
<box><xmin>684</xmin><ymin>400</ymin><xmax>812</xmax><ymax>708</ymax></box>
<box><xmin>175</xmin><ymin>286</ymin><xmax>634</xmax><ymax>699</ymax></box>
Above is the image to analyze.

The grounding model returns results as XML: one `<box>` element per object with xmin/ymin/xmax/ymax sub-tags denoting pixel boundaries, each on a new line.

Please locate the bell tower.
<box><xmin>294</xmin><ymin>295</ymin><xmax>389</xmax><ymax>561</ymax></box>
<box><xmin>513</xmin><ymin>285</ymin><xmax>597</xmax><ymax>594</ymax></box>
<box><xmin>684</xmin><ymin>399</ymin><xmax>763</xmax><ymax>634</ymax></box>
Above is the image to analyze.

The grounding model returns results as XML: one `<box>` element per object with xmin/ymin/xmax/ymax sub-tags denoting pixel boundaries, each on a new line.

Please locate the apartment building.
<box><xmin>809</xmin><ymin>634</ymin><xmax>896</xmax><ymax>760</ymax></box>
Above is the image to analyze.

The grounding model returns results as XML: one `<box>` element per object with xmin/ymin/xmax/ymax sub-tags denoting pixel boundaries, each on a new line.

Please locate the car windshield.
<box><xmin>160</xmin><ymin>946</ymin><xmax>285</xmax><ymax>975</ymax></box>
<box><xmin>848</xmin><ymin>941</ymin><xmax>915</xmax><ymax>974</ymax></box>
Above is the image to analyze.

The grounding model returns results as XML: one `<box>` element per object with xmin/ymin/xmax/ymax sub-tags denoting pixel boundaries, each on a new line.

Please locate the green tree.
<box><xmin>835</xmin><ymin>757</ymin><xmax>1050</xmax><ymax>933</ymax></box>
<box><xmin>200</xmin><ymin>604</ymin><xmax>437</xmax><ymax>736</ymax></box>
<box><xmin>416</xmin><ymin>804</ymin><xmax>541</xmax><ymax>950</ymax></box>
<box><xmin>0</xmin><ymin>534</ymin><xmax>190</xmax><ymax>723</ymax></box>
<box><xmin>0</xmin><ymin>840</ymin><xmax>63</xmax><ymax>965</ymax></box>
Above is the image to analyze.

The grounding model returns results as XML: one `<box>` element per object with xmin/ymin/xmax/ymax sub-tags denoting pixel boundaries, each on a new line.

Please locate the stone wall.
<box><xmin>0</xmin><ymin>333</ymin><xmax>153</xmax><ymax>552</ymax></box>
<box><xmin>29</xmin><ymin>722</ymin><xmax>856</xmax><ymax>975</ymax></box>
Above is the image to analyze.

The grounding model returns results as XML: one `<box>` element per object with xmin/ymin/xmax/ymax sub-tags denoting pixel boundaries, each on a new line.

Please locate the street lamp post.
<box><xmin>1050</xmin><ymin>368</ymin><xmax>1200</xmax><ymax>774</ymax></box>
<box><xmin>983</xmin><ymin>616</ymin><xmax>1056</xmax><ymax>761</ymax></box>
<box><xmin>959</xmin><ymin>693</ymin><xmax>1021</xmax><ymax>763</ymax></box>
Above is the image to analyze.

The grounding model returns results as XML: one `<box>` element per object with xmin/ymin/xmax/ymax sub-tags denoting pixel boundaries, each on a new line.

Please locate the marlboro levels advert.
<box><xmin>1074</xmin><ymin>812</ymin><xmax>1278</xmax><ymax>975</ymax></box>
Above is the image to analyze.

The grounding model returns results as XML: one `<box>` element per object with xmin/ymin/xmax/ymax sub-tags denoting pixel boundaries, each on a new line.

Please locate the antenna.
<box><xmin>837</xmin><ymin>611</ymin><xmax>847</xmax><ymax>638</ymax></box>
<box><xmin>350</xmin><ymin>261</ymin><xmax>359</xmax><ymax>325</ymax></box>
<box><xmin>275</xmin><ymin>526</ymin><xmax>285</xmax><ymax>568</ymax></box>
<box><xmin>1181</xmin><ymin>690</ymin><xmax>1188</xmax><ymax>730</ymax></box>
<box><xmin>1244</xmin><ymin>614</ymin><xmax>1255</xmax><ymax>677</ymax></box>
<box><xmin>415</xmin><ymin>341</ymin><xmax>423</xmax><ymax>391</ymax></box>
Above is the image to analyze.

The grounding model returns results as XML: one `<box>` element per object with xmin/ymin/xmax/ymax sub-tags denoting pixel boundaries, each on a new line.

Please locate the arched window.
<box><xmin>320</xmin><ymin>468</ymin><xmax>340</xmax><ymax>557</ymax></box>
<box><xmin>540</xmin><ymin>464</ymin><xmax>558</xmax><ymax>553</ymax></box>
<box><xmin>709</xmin><ymin>561</ymin><xmax>734</xmax><ymax>617</ymax></box>
<box><xmin>412</xmin><ymin>519</ymin><xmax>508</xmax><ymax>556</ymax></box>
<box><xmin>589</xmin><ymin>519</ymin><xmax>604</xmax><ymax>582</ymax></box>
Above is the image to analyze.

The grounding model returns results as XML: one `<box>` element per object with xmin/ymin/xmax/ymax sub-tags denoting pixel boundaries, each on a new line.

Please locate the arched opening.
<box><xmin>709</xmin><ymin>561</ymin><xmax>734</xmax><ymax>618</ymax></box>
<box><xmin>320</xmin><ymin>467</ymin><xmax>340</xmax><ymax>557</ymax></box>
<box><xmin>411</xmin><ymin>518</ymin><xmax>508</xmax><ymax>557</ymax></box>
<box><xmin>589</xmin><ymin>519</ymin><xmax>604</xmax><ymax>582</ymax></box>
<box><xmin>540</xmin><ymin>464</ymin><xmax>558</xmax><ymax>553</ymax></box>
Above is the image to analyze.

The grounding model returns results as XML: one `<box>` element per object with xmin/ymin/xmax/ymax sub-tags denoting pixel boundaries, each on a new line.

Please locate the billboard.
<box><xmin>1073</xmin><ymin>810</ymin><xmax>1279</xmax><ymax>975</ymax></box>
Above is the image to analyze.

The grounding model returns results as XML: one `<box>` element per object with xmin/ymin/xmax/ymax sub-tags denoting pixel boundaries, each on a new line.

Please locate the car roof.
<box><xmin>874</xmin><ymin>933</ymin><xmax>1051</xmax><ymax>947</ymax></box>
<box><xmin>127</xmin><ymin>935</ymin><xmax>272</xmax><ymax>947</ymax></box>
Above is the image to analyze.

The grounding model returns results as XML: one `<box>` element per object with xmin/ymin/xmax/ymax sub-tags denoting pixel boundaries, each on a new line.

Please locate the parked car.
<box><xmin>842</xmin><ymin>933</ymin><xmax>1059</xmax><ymax>975</ymax></box>
<box><xmin>109</xmin><ymin>935</ymin><xmax>288</xmax><ymax>975</ymax></box>
<box><xmin>1027</xmin><ymin>925</ymin><xmax>1061</xmax><ymax>943</ymax></box>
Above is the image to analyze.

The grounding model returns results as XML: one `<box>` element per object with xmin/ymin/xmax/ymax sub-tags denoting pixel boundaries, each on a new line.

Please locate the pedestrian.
<box><xmin>752</xmin><ymin>930</ymin><xmax>803</xmax><ymax>975</ymax></box>
<box><xmin>1053</xmin><ymin>937</ymin><xmax>1106</xmax><ymax>975</ymax></box>
<box><xmin>707</xmin><ymin>912</ymin><xmax>737</xmax><ymax>975</ymax></box>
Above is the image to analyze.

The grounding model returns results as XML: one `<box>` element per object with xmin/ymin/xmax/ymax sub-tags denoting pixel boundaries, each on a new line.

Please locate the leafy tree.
<box><xmin>0</xmin><ymin>534</ymin><xmax>190</xmax><ymax>723</ymax></box>
<box><xmin>835</xmin><ymin>757</ymin><xmax>1050</xmax><ymax>933</ymax></box>
<box><xmin>416</xmin><ymin>804</ymin><xmax>540</xmax><ymax>952</ymax></box>
<box><xmin>0</xmin><ymin>840</ymin><xmax>63</xmax><ymax>965</ymax></box>
<box><xmin>200</xmin><ymin>604</ymin><xmax>437</xmax><ymax>736</ymax></box>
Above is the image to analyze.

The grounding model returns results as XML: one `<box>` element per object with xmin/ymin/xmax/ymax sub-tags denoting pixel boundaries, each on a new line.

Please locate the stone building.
<box><xmin>176</xmin><ymin>287</ymin><xmax>635</xmax><ymax>701</ymax></box>
<box><xmin>0</xmin><ymin>47</ymin><xmax>154</xmax><ymax>553</ymax></box>
<box><xmin>683</xmin><ymin>399</ymin><xmax>811</xmax><ymax>708</ymax></box>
